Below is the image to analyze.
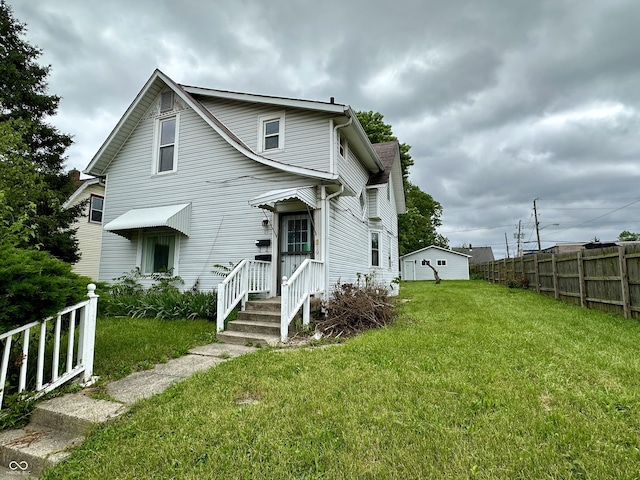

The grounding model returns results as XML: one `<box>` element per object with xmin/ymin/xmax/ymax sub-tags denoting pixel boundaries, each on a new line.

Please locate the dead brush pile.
<box><xmin>317</xmin><ymin>278</ymin><xmax>397</xmax><ymax>338</ymax></box>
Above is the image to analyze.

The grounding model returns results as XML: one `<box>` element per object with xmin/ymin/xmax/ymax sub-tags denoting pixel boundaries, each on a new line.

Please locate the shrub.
<box><xmin>0</xmin><ymin>242</ymin><xmax>92</xmax><ymax>331</ymax></box>
<box><xmin>317</xmin><ymin>274</ymin><xmax>397</xmax><ymax>337</ymax></box>
<box><xmin>104</xmin><ymin>269</ymin><xmax>216</xmax><ymax>320</ymax></box>
<box><xmin>507</xmin><ymin>276</ymin><xmax>530</xmax><ymax>289</ymax></box>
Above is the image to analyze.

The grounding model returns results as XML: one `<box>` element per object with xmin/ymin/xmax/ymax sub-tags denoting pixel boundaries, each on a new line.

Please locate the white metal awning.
<box><xmin>104</xmin><ymin>203</ymin><xmax>192</xmax><ymax>238</ymax></box>
<box><xmin>249</xmin><ymin>186</ymin><xmax>317</xmax><ymax>212</ymax></box>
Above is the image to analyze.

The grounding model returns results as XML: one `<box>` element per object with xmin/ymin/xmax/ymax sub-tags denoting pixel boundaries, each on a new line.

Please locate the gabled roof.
<box><xmin>400</xmin><ymin>245</ymin><xmax>471</xmax><ymax>259</ymax></box>
<box><xmin>84</xmin><ymin>70</ymin><xmax>345</xmax><ymax>180</ymax></box>
<box><xmin>62</xmin><ymin>177</ymin><xmax>104</xmax><ymax>209</ymax></box>
<box><xmin>452</xmin><ymin>246</ymin><xmax>495</xmax><ymax>264</ymax></box>
<box><xmin>367</xmin><ymin>141</ymin><xmax>407</xmax><ymax>214</ymax></box>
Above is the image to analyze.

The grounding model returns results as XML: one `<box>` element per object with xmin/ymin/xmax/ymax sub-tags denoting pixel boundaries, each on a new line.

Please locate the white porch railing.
<box><xmin>216</xmin><ymin>260</ymin><xmax>271</xmax><ymax>332</ymax></box>
<box><xmin>0</xmin><ymin>284</ymin><xmax>99</xmax><ymax>410</ymax></box>
<box><xmin>281</xmin><ymin>259</ymin><xmax>325</xmax><ymax>342</ymax></box>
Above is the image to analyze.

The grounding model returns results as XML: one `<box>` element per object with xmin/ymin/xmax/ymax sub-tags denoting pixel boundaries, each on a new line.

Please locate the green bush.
<box><xmin>104</xmin><ymin>269</ymin><xmax>217</xmax><ymax>320</ymax></box>
<box><xmin>0</xmin><ymin>242</ymin><xmax>92</xmax><ymax>331</ymax></box>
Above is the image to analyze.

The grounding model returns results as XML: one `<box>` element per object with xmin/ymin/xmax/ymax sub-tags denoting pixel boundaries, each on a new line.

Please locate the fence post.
<box><xmin>81</xmin><ymin>283</ymin><xmax>98</xmax><ymax>383</ymax></box>
<box><xmin>577</xmin><ymin>251</ymin><xmax>587</xmax><ymax>309</ymax></box>
<box><xmin>619</xmin><ymin>246</ymin><xmax>631</xmax><ymax>319</ymax></box>
<box><xmin>552</xmin><ymin>254</ymin><xmax>559</xmax><ymax>299</ymax></box>
<box><xmin>534</xmin><ymin>255</ymin><xmax>541</xmax><ymax>294</ymax></box>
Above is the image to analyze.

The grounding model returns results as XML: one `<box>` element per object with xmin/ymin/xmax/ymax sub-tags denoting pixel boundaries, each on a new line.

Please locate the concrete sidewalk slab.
<box><xmin>189</xmin><ymin>343</ymin><xmax>258</xmax><ymax>358</ymax></box>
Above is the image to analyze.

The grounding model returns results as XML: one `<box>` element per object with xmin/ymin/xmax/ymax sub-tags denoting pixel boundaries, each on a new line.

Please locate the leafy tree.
<box><xmin>355</xmin><ymin>111</ymin><xmax>448</xmax><ymax>255</ymax></box>
<box><xmin>0</xmin><ymin>1</ymin><xmax>81</xmax><ymax>262</ymax></box>
<box><xmin>618</xmin><ymin>231</ymin><xmax>640</xmax><ymax>241</ymax></box>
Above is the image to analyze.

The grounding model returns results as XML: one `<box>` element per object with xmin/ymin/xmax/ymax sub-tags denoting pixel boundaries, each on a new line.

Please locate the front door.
<box><xmin>279</xmin><ymin>212</ymin><xmax>313</xmax><ymax>281</ymax></box>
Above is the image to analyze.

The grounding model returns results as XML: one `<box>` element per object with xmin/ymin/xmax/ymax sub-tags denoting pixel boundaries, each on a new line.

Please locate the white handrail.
<box><xmin>0</xmin><ymin>284</ymin><xmax>99</xmax><ymax>410</ymax></box>
<box><xmin>280</xmin><ymin>259</ymin><xmax>324</xmax><ymax>342</ymax></box>
<box><xmin>216</xmin><ymin>260</ymin><xmax>271</xmax><ymax>332</ymax></box>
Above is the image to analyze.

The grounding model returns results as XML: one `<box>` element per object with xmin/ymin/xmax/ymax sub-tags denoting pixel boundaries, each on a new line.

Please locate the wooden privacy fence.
<box><xmin>474</xmin><ymin>244</ymin><xmax>640</xmax><ymax>320</ymax></box>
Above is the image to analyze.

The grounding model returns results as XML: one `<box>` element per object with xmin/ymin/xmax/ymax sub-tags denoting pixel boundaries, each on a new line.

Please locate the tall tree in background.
<box><xmin>356</xmin><ymin>111</ymin><xmax>448</xmax><ymax>256</ymax></box>
<box><xmin>0</xmin><ymin>1</ymin><xmax>81</xmax><ymax>262</ymax></box>
<box><xmin>618</xmin><ymin>231</ymin><xmax>640</xmax><ymax>241</ymax></box>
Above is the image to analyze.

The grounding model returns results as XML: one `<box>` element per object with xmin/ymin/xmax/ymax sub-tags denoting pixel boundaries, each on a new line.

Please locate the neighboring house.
<box><xmin>83</xmin><ymin>70</ymin><xmax>406</xmax><ymax>322</ymax></box>
<box><xmin>401</xmin><ymin>245</ymin><xmax>470</xmax><ymax>281</ymax></box>
<box><xmin>452</xmin><ymin>245</ymin><xmax>494</xmax><ymax>265</ymax></box>
<box><xmin>63</xmin><ymin>174</ymin><xmax>105</xmax><ymax>280</ymax></box>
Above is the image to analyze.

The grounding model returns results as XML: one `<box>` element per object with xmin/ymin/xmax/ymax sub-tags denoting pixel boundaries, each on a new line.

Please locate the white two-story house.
<box><xmin>84</xmin><ymin>70</ymin><xmax>405</xmax><ymax>339</ymax></box>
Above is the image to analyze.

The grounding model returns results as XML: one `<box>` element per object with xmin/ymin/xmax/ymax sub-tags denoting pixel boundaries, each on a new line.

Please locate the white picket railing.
<box><xmin>0</xmin><ymin>284</ymin><xmax>99</xmax><ymax>410</ymax></box>
<box><xmin>280</xmin><ymin>259</ymin><xmax>325</xmax><ymax>342</ymax></box>
<box><xmin>216</xmin><ymin>260</ymin><xmax>271</xmax><ymax>332</ymax></box>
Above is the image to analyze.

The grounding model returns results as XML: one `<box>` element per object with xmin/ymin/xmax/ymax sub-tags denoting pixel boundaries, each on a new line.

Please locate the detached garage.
<box><xmin>401</xmin><ymin>245</ymin><xmax>470</xmax><ymax>281</ymax></box>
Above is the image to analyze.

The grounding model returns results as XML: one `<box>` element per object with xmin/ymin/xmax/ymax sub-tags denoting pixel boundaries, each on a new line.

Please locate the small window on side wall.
<box><xmin>339</xmin><ymin>136</ymin><xmax>347</xmax><ymax>157</ymax></box>
<box><xmin>370</xmin><ymin>231</ymin><xmax>380</xmax><ymax>267</ymax></box>
<box><xmin>89</xmin><ymin>195</ymin><xmax>104</xmax><ymax>223</ymax></box>
<box><xmin>437</xmin><ymin>259</ymin><xmax>447</xmax><ymax>266</ymax></box>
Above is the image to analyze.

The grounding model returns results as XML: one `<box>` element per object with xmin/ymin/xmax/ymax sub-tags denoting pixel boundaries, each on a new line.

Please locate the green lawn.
<box><xmin>43</xmin><ymin>281</ymin><xmax>640</xmax><ymax>479</ymax></box>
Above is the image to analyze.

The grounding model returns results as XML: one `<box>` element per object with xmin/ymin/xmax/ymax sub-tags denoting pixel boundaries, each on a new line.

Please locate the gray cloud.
<box><xmin>11</xmin><ymin>0</ymin><xmax>640</xmax><ymax>258</ymax></box>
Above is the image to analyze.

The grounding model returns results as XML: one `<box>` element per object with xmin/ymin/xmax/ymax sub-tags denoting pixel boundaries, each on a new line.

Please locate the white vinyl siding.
<box><xmin>98</xmin><ymin>104</ymin><xmax>319</xmax><ymax>290</ymax></box>
<box><xmin>198</xmin><ymin>98</ymin><xmax>333</xmax><ymax>172</ymax></box>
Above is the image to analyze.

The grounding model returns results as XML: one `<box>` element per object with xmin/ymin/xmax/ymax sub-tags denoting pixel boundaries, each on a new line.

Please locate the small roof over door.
<box><xmin>249</xmin><ymin>186</ymin><xmax>317</xmax><ymax>212</ymax></box>
<box><xmin>104</xmin><ymin>203</ymin><xmax>192</xmax><ymax>238</ymax></box>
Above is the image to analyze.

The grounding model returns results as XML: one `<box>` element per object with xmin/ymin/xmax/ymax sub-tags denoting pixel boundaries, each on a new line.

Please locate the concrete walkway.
<box><xmin>0</xmin><ymin>342</ymin><xmax>258</xmax><ymax>479</ymax></box>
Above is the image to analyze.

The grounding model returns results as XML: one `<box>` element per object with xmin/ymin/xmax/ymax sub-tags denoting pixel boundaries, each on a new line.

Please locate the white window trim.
<box><xmin>339</xmin><ymin>135</ymin><xmax>348</xmax><ymax>158</ymax></box>
<box><xmin>88</xmin><ymin>194</ymin><xmax>104</xmax><ymax>224</ymax></box>
<box><xmin>152</xmin><ymin>113</ymin><xmax>180</xmax><ymax>175</ymax></box>
<box><xmin>257</xmin><ymin>112</ymin><xmax>285</xmax><ymax>153</ymax></box>
<box><xmin>136</xmin><ymin>231</ymin><xmax>181</xmax><ymax>276</ymax></box>
<box><xmin>370</xmin><ymin>230</ymin><xmax>382</xmax><ymax>268</ymax></box>
<box><xmin>437</xmin><ymin>259</ymin><xmax>447</xmax><ymax>266</ymax></box>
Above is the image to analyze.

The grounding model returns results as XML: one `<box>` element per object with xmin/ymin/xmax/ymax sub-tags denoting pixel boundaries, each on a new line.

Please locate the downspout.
<box><xmin>331</xmin><ymin>117</ymin><xmax>352</xmax><ymax>175</ymax></box>
<box><xmin>323</xmin><ymin>184</ymin><xmax>344</xmax><ymax>297</ymax></box>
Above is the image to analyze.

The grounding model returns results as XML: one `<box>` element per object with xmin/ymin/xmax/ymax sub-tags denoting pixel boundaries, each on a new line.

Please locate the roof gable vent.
<box><xmin>160</xmin><ymin>91</ymin><xmax>174</xmax><ymax>113</ymax></box>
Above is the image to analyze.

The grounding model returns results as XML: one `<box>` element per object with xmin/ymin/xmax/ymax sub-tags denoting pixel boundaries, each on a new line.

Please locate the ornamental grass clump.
<box><xmin>318</xmin><ymin>274</ymin><xmax>397</xmax><ymax>337</ymax></box>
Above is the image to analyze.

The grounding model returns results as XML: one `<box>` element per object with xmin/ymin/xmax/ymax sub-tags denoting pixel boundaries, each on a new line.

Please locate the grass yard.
<box><xmin>43</xmin><ymin>281</ymin><xmax>640</xmax><ymax>479</ymax></box>
<box><xmin>93</xmin><ymin>317</ymin><xmax>218</xmax><ymax>381</ymax></box>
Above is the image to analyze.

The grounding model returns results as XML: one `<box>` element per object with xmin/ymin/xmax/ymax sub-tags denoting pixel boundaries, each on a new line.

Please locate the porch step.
<box><xmin>0</xmin><ymin>394</ymin><xmax>125</xmax><ymax>477</ymax></box>
<box><xmin>216</xmin><ymin>330</ymin><xmax>280</xmax><ymax>347</ymax></box>
<box><xmin>228</xmin><ymin>320</ymin><xmax>280</xmax><ymax>336</ymax></box>
<box><xmin>236</xmin><ymin>311</ymin><xmax>281</xmax><ymax>324</ymax></box>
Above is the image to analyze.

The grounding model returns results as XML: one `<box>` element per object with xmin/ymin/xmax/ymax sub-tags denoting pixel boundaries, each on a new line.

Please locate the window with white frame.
<box><xmin>158</xmin><ymin>117</ymin><xmax>177</xmax><ymax>173</ymax></box>
<box><xmin>370</xmin><ymin>231</ymin><xmax>381</xmax><ymax>267</ymax></box>
<box><xmin>339</xmin><ymin>135</ymin><xmax>347</xmax><ymax>157</ymax></box>
<box><xmin>437</xmin><ymin>259</ymin><xmax>447</xmax><ymax>266</ymax></box>
<box><xmin>259</xmin><ymin>113</ymin><xmax>284</xmax><ymax>151</ymax></box>
<box><xmin>88</xmin><ymin>194</ymin><xmax>104</xmax><ymax>223</ymax></box>
<box><xmin>141</xmin><ymin>234</ymin><xmax>176</xmax><ymax>274</ymax></box>
<box><xmin>421</xmin><ymin>259</ymin><xmax>431</xmax><ymax>266</ymax></box>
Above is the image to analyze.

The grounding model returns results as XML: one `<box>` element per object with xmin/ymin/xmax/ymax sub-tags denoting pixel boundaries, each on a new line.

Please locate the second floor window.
<box><xmin>158</xmin><ymin>117</ymin><xmax>176</xmax><ymax>172</ymax></box>
<box><xmin>264</xmin><ymin>119</ymin><xmax>280</xmax><ymax>150</ymax></box>
<box><xmin>371</xmin><ymin>231</ymin><xmax>380</xmax><ymax>267</ymax></box>
<box><xmin>259</xmin><ymin>113</ymin><xmax>284</xmax><ymax>152</ymax></box>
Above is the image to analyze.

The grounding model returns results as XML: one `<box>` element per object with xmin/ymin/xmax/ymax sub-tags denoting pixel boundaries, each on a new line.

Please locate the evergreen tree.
<box><xmin>0</xmin><ymin>1</ymin><xmax>81</xmax><ymax>262</ymax></box>
<box><xmin>355</xmin><ymin>110</ymin><xmax>448</xmax><ymax>255</ymax></box>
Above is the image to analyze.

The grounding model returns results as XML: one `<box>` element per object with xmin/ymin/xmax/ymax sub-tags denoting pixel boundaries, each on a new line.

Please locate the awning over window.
<box><xmin>249</xmin><ymin>186</ymin><xmax>317</xmax><ymax>212</ymax></box>
<box><xmin>104</xmin><ymin>203</ymin><xmax>191</xmax><ymax>238</ymax></box>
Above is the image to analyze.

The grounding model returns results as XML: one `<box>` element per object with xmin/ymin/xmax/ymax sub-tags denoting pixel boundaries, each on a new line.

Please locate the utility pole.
<box><xmin>533</xmin><ymin>198</ymin><xmax>541</xmax><ymax>252</ymax></box>
<box><xmin>514</xmin><ymin>220</ymin><xmax>523</xmax><ymax>257</ymax></box>
<box><xmin>504</xmin><ymin>232</ymin><xmax>510</xmax><ymax>259</ymax></box>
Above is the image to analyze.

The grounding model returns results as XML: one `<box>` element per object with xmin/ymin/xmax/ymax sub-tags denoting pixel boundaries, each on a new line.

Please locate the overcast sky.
<box><xmin>11</xmin><ymin>0</ymin><xmax>640</xmax><ymax>258</ymax></box>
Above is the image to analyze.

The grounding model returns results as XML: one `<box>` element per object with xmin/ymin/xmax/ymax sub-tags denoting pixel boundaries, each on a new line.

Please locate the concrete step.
<box><xmin>245</xmin><ymin>298</ymin><xmax>282</xmax><ymax>313</ymax></box>
<box><xmin>236</xmin><ymin>310</ymin><xmax>281</xmax><ymax>323</ymax></box>
<box><xmin>0</xmin><ymin>426</ymin><xmax>82</xmax><ymax>477</ymax></box>
<box><xmin>216</xmin><ymin>330</ymin><xmax>280</xmax><ymax>347</ymax></box>
<box><xmin>227</xmin><ymin>319</ymin><xmax>280</xmax><ymax>336</ymax></box>
<box><xmin>29</xmin><ymin>394</ymin><xmax>126</xmax><ymax>436</ymax></box>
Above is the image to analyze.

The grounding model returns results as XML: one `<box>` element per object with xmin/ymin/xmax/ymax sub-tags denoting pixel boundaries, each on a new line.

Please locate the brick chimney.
<box><xmin>68</xmin><ymin>169</ymin><xmax>84</xmax><ymax>188</ymax></box>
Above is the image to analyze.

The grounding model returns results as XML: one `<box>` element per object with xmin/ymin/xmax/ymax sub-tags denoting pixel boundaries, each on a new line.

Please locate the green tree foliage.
<box><xmin>618</xmin><ymin>231</ymin><xmax>640</xmax><ymax>241</ymax></box>
<box><xmin>355</xmin><ymin>111</ymin><xmax>448</xmax><ymax>255</ymax></box>
<box><xmin>0</xmin><ymin>1</ymin><xmax>81</xmax><ymax>262</ymax></box>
